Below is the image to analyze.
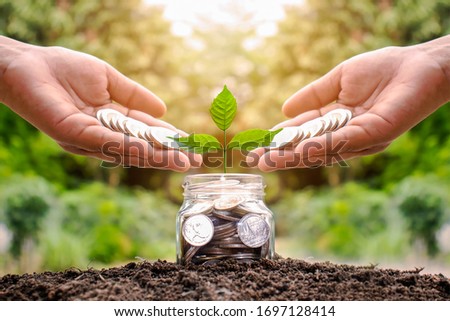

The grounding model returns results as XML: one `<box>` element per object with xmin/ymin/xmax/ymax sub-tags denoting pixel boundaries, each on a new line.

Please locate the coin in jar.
<box><xmin>182</xmin><ymin>214</ymin><xmax>214</xmax><ymax>246</ymax></box>
<box><xmin>235</xmin><ymin>202</ymin><xmax>268</xmax><ymax>215</ymax></box>
<box><xmin>237</xmin><ymin>213</ymin><xmax>271</xmax><ymax>248</ymax></box>
<box><xmin>212</xmin><ymin>209</ymin><xmax>241</xmax><ymax>222</ymax></box>
<box><xmin>183</xmin><ymin>245</ymin><xmax>200</xmax><ymax>263</ymax></box>
<box><xmin>214</xmin><ymin>195</ymin><xmax>243</xmax><ymax>211</ymax></box>
<box><xmin>181</xmin><ymin>201</ymin><xmax>214</xmax><ymax>216</ymax></box>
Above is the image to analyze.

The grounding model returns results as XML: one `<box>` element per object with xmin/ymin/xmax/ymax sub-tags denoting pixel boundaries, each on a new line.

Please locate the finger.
<box><xmin>56</xmin><ymin>114</ymin><xmax>192</xmax><ymax>171</ymax></box>
<box><xmin>257</xmin><ymin>150</ymin><xmax>300</xmax><ymax>172</ymax></box>
<box><xmin>258</xmin><ymin>144</ymin><xmax>389</xmax><ymax>172</ymax></box>
<box><xmin>282</xmin><ymin>65</ymin><xmax>342</xmax><ymax>118</ymax></box>
<box><xmin>245</xmin><ymin>147</ymin><xmax>265</xmax><ymax>167</ymax></box>
<box><xmin>256</xmin><ymin>141</ymin><xmax>390</xmax><ymax>171</ymax></box>
<box><xmin>60</xmin><ymin>139</ymin><xmax>193</xmax><ymax>171</ymax></box>
<box><xmin>180</xmin><ymin>150</ymin><xmax>203</xmax><ymax>168</ymax></box>
<box><xmin>106</xmin><ymin>65</ymin><xmax>166</xmax><ymax>118</ymax></box>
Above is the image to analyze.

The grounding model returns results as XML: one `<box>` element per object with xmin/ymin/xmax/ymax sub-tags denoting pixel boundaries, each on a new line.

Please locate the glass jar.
<box><xmin>176</xmin><ymin>173</ymin><xmax>275</xmax><ymax>264</ymax></box>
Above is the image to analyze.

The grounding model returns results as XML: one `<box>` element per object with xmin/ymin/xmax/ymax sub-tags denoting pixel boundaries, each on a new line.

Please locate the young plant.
<box><xmin>174</xmin><ymin>85</ymin><xmax>281</xmax><ymax>173</ymax></box>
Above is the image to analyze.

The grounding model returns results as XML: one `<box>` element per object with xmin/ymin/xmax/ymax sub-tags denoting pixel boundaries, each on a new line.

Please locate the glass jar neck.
<box><xmin>183</xmin><ymin>173</ymin><xmax>265</xmax><ymax>199</ymax></box>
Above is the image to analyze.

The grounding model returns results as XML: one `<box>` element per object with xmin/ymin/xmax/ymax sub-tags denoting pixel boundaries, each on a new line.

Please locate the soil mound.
<box><xmin>1</xmin><ymin>259</ymin><xmax>449</xmax><ymax>300</ymax></box>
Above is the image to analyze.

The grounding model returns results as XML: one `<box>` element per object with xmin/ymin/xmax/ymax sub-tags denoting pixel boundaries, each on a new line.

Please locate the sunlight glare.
<box><xmin>145</xmin><ymin>0</ymin><xmax>304</xmax><ymax>37</ymax></box>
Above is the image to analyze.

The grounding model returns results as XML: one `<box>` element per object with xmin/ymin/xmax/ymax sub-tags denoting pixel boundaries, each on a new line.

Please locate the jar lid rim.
<box><xmin>184</xmin><ymin>173</ymin><xmax>262</xmax><ymax>179</ymax></box>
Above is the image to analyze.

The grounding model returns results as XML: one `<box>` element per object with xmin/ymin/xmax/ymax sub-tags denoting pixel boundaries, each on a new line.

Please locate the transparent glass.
<box><xmin>176</xmin><ymin>173</ymin><xmax>275</xmax><ymax>264</ymax></box>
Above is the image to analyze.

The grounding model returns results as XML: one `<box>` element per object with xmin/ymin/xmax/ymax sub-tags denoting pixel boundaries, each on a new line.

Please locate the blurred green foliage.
<box><xmin>274</xmin><ymin>175</ymin><xmax>449</xmax><ymax>260</ymax></box>
<box><xmin>1</xmin><ymin>176</ymin><xmax>179</xmax><ymax>271</ymax></box>
<box><xmin>395</xmin><ymin>176</ymin><xmax>449</xmax><ymax>256</ymax></box>
<box><xmin>0</xmin><ymin>176</ymin><xmax>54</xmax><ymax>258</ymax></box>
<box><xmin>0</xmin><ymin>0</ymin><xmax>449</xmax><ymax>271</ymax></box>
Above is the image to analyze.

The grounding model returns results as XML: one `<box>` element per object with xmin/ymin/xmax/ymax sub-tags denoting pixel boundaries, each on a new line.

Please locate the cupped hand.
<box><xmin>0</xmin><ymin>37</ymin><xmax>200</xmax><ymax>171</ymax></box>
<box><xmin>249</xmin><ymin>38</ymin><xmax>450</xmax><ymax>171</ymax></box>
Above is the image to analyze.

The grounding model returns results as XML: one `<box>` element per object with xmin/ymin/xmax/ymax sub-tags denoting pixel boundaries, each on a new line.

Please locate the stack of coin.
<box><xmin>96</xmin><ymin>108</ymin><xmax>181</xmax><ymax>149</ymax></box>
<box><xmin>268</xmin><ymin>108</ymin><xmax>353</xmax><ymax>149</ymax></box>
<box><xmin>179</xmin><ymin>195</ymin><xmax>272</xmax><ymax>264</ymax></box>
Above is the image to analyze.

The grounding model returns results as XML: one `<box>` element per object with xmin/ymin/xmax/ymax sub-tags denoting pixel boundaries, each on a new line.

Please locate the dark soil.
<box><xmin>0</xmin><ymin>259</ymin><xmax>449</xmax><ymax>300</ymax></box>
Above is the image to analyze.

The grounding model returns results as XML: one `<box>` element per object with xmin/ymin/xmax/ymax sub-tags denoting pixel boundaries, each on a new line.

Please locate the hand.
<box><xmin>0</xmin><ymin>36</ymin><xmax>200</xmax><ymax>171</ymax></box>
<box><xmin>248</xmin><ymin>36</ymin><xmax>450</xmax><ymax>171</ymax></box>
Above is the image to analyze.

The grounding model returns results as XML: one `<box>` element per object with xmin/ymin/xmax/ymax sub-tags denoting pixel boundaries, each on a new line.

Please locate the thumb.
<box><xmin>282</xmin><ymin>64</ymin><xmax>342</xmax><ymax>118</ymax></box>
<box><xmin>106</xmin><ymin>64</ymin><xmax>166</xmax><ymax>118</ymax></box>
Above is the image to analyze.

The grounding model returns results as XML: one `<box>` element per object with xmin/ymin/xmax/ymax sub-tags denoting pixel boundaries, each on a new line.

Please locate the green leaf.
<box><xmin>227</xmin><ymin>128</ymin><xmax>283</xmax><ymax>152</ymax></box>
<box><xmin>173</xmin><ymin>134</ymin><xmax>222</xmax><ymax>154</ymax></box>
<box><xmin>209</xmin><ymin>85</ymin><xmax>237</xmax><ymax>131</ymax></box>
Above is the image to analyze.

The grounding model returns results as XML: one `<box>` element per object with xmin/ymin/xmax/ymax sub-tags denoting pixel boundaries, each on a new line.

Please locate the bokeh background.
<box><xmin>0</xmin><ymin>0</ymin><xmax>449</xmax><ymax>275</ymax></box>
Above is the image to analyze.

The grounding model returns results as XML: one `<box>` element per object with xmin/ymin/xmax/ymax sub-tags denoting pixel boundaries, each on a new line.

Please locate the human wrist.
<box><xmin>420</xmin><ymin>35</ymin><xmax>450</xmax><ymax>101</ymax></box>
<box><xmin>0</xmin><ymin>36</ymin><xmax>32</xmax><ymax>103</ymax></box>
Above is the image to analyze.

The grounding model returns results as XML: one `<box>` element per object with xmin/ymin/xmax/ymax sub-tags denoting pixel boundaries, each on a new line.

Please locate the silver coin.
<box><xmin>96</xmin><ymin>109</ymin><xmax>123</xmax><ymax>127</ymax></box>
<box><xmin>266</xmin><ymin>127</ymin><xmax>299</xmax><ymax>149</ymax></box>
<box><xmin>123</xmin><ymin>118</ymin><xmax>147</xmax><ymax>138</ymax></box>
<box><xmin>297</xmin><ymin>122</ymin><xmax>312</xmax><ymax>141</ymax></box>
<box><xmin>213</xmin><ymin>221</ymin><xmax>236</xmax><ymax>232</ymax></box>
<box><xmin>212</xmin><ymin>229</ymin><xmax>237</xmax><ymax>240</ymax></box>
<box><xmin>143</xmin><ymin>127</ymin><xmax>154</xmax><ymax>141</ymax></box>
<box><xmin>235</xmin><ymin>202</ymin><xmax>268</xmax><ymax>215</ymax></box>
<box><xmin>218</xmin><ymin>242</ymin><xmax>249</xmax><ymax>249</ymax></box>
<box><xmin>237</xmin><ymin>213</ymin><xmax>270</xmax><ymax>248</ymax></box>
<box><xmin>182</xmin><ymin>214</ymin><xmax>214</xmax><ymax>246</ymax></box>
<box><xmin>147</xmin><ymin>127</ymin><xmax>181</xmax><ymax>149</ymax></box>
<box><xmin>327</xmin><ymin>113</ymin><xmax>340</xmax><ymax>131</ymax></box>
<box><xmin>320</xmin><ymin>116</ymin><xmax>334</xmax><ymax>133</ymax></box>
<box><xmin>298</xmin><ymin>119</ymin><xmax>324</xmax><ymax>139</ymax></box>
<box><xmin>214</xmin><ymin>196</ymin><xmax>243</xmax><ymax>211</ymax></box>
<box><xmin>212</xmin><ymin>209</ymin><xmax>241</xmax><ymax>222</ymax></box>
<box><xmin>181</xmin><ymin>201</ymin><xmax>214</xmax><ymax>216</ymax></box>
<box><xmin>334</xmin><ymin>108</ymin><xmax>352</xmax><ymax>128</ymax></box>
<box><xmin>212</xmin><ymin>225</ymin><xmax>237</xmax><ymax>239</ymax></box>
<box><xmin>213</xmin><ymin>222</ymin><xmax>237</xmax><ymax>236</ymax></box>
<box><xmin>96</xmin><ymin>109</ymin><xmax>110</xmax><ymax>127</ymax></box>
<box><xmin>117</xmin><ymin>117</ymin><xmax>128</xmax><ymax>133</ymax></box>
<box><xmin>323</xmin><ymin>108</ymin><xmax>353</xmax><ymax>131</ymax></box>
<box><xmin>109</xmin><ymin>113</ymin><xmax>123</xmax><ymax>131</ymax></box>
<box><xmin>192</xmin><ymin>254</ymin><xmax>229</xmax><ymax>262</ymax></box>
<box><xmin>198</xmin><ymin>247</ymin><xmax>235</xmax><ymax>255</ymax></box>
<box><xmin>230</xmin><ymin>253</ymin><xmax>259</xmax><ymax>259</ymax></box>
<box><xmin>209</xmin><ymin>236</ymin><xmax>242</xmax><ymax>245</ymax></box>
<box><xmin>183</xmin><ymin>245</ymin><xmax>200</xmax><ymax>262</ymax></box>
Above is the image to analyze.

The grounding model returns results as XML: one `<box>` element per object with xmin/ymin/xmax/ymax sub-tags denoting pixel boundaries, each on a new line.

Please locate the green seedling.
<box><xmin>173</xmin><ymin>85</ymin><xmax>281</xmax><ymax>173</ymax></box>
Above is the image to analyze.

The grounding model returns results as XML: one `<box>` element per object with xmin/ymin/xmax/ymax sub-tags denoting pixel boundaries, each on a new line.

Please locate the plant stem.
<box><xmin>223</xmin><ymin>130</ymin><xmax>227</xmax><ymax>173</ymax></box>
